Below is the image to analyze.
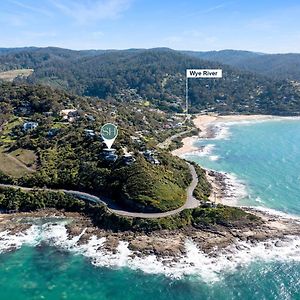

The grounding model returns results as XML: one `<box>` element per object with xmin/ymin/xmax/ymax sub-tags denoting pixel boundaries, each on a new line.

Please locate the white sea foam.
<box><xmin>109</xmin><ymin>236</ymin><xmax>300</xmax><ymax>282</ymax></box>
<box><xmin>183</xmin><ymin>145</ymin><xmax>248</xmax><ymax>205</ymax></box>
<box><xmin>206</xmin><ymin>169</ymin><xmax>248</xmax><ymax>206</ymax></box>
<box><xmin>1</xmin><ymin>221</ymin><xmax>300</xmax><ymax>281</ymax></box>
<box><xmin>0</xmin><ymin>225</ymin><xmax>39</xmax><ymax>253</ymax></box>
<box><xmin>221</xmin><ymin>172</ymin><xmax>248</xmax><ymax>205</ymax></box>
<box><xmin>209</xmin><ymin>155</ymin><xmax>219</xmax><ymax>161</ymax></box>
<box><xmin>222</xmin><ymin>116</ymin><xmax>300</xmax><ymax>127</ymax></box>
<box><xmin>254</xmin><ymin>196</ymin><xmax>263</xmax><ymax>204</ymax></box>
<box><xmin>182</xmin><ymin>144</ymin><xmax>215</xmax><ymax>158</ymax></box>
<box><xmin>244</xmin><ymin>206</ymin><xmax>300</xmax><ymax>221</ymax></box>
<box><xmin>212</xmin><ymin>123</ymin><xmax>231</xmax><ymax>140</ymax></box>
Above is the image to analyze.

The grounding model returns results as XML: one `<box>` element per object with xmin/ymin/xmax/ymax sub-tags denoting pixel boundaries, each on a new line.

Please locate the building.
<box><xmin>143</xmin><ymin>150</ymin><xmax>160</xmax><ymax>165</ymax></box>
<box><xmin>122</xmin><ymin>153</ymin><xmax>136</xmax><ymax>165</ymax></box>
<box><xmin>59</xmin><ymin>109</ymin><xmax>79</xmax><ymax>122</ymax></box>
<box><xmin>101</xmin><ymin>148</ymin><xmax>118</xmax><ymax>162</ymax></box>
<box><xmin>23</xmin><ymin>122</ymin><xmax>38</xmax><ymax>131</ymax></box>
<box><xmin>86</xmin><ymin>114</ymin><xmax>95</xmax><ymax>122</ymax></box>
<box><xmin>60</xmin><ymin>109</ymin><xmax>78</xmax><ymax>116</ymax></box>
<box><xmin>43</xmin><ymin>111</ymin><xmax>53</xmax><ymax>117</ymax></box>
<box><xmin>47</xmin><ymin>128</ymin><xmax>59</xmax><ymax>137</ymax></box>
<box><xmin>84</xmin><ymin>129</ymin><xmax>96</xmax><ymax>138</ymax></box>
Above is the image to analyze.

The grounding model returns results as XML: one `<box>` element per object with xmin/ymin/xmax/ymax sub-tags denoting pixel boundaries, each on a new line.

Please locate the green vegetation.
<box><xmin>192</xmin><ymin>163</ymin><xmax>212</xmax><ymax>202</ymax></box>
<box><xmin>0</xmin><ymin>82</ymin><xmax>195</xmax><ymax>212</ymax></box>
<box><xmin>0</xmin><ymin>118</ymin><xmax>22</xmax><ymax>144</ymax></box>
<box><xmin>0</xmin><ymin>153</ymin><xmax>32</xmax><ymax>178</ymax></box>
<box><xmin>0</xmin><ymin>47</ymin><xmax>299</xmax><ymax>115</ymax></box>
<box><xmin>9</xmin><ymin>149</ymin><xmax>36</xmax><ymax>168</ymax></box>
<box><xmin>0</xmin><ymin>187</ymin><xmax>85</xmax><ymax>212</ymax></box>
<box><xmin>93</xmin><ymin>205</ymin><xmax>261</xmax><ymax>232</ymax></box>
<box><xmin>110</xmin><ymin>155</ymin><xmax>190</xmax><ymax>212</ymax></box>
<box><xmin>185</xmin><ymin>50</ymin><xmax>300</xmax><ymax>81</ymax></box>
<box><xmin>0</xmin><ymin>74</ymin><xmax>262</xmax><ymax>230</ymax></box>
<box><xmin>191</xmin><ymin>206</ymin><xmax>260</xmax><ymax>227</ymax></box>
<box><xmin>0</xmin><ymin>187</ymin><xmax>261</xmax><ymax>232</ymax></box>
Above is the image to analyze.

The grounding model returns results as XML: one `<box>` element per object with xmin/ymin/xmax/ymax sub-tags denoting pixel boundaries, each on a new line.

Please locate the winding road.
<box><xmin>0</xmin><ymin>163</ymin><xmax>200</xmax><ymax>219</ymax></box>
<box><xmin>0</xmin><ymin>126</ymin><xmax>201</xmax><ymax>218</ymax></box>
<box><xmin>157</xmin><ymin>129</ymin><xmax>192</xmax><ymax>150</ymax></box>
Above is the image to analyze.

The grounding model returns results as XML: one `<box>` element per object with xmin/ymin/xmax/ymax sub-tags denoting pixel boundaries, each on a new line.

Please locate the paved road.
<box><xmin>0</xmin><ymin>163</ymin><xmax>200</xmax><ymax>219</ymax></box>
<box><xmin>0</xmin><ymin>124</ymin><xmax>201</xmax><ymax>218</ymax></box>
<box><xmin>107</xmin><ymin>162</ymin><xmax>200</xmax><ymax>218</ymax></box>
<box><xmin>157</xmin><ymin>129</ymin><xmax>192</xmax><ymax>150</ymax></box>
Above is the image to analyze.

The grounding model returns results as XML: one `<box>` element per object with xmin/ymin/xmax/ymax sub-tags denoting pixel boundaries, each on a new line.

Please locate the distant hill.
<box><xmin>182</xmin><ymin>50</ymin><xmax>264</xmax><ymax>65</ymax></box>
<box><xmin>0</xmin><ymin>47</ymin><xmax>37</xmax><ymax>55</ymax></box>
<box><xmin>183</xmin><ymin>50</ymin><xmax>300</xmax><ymax>81</ymax></box>
<box><xmin>232</xmin><ymin>53</ymin><xmax>300</xmax><ymax>81</ymax></box>
<box><xmin>0</xmin><ymin>47</ymin><xmax>300</xmax><ymax>115</ymax></box>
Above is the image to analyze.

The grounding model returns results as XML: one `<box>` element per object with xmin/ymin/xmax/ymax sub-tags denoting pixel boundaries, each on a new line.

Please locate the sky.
<box><xmin>0</xmin><ymin>0</ymin><xmax>300</xmax><ymax>53</ymax></box>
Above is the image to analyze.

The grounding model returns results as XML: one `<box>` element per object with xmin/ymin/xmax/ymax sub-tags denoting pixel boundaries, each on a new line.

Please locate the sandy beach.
<box><xmin>1</xmin><ymin>114</ymin><xmax>300</xmax><ymax>272</ymax></box>
<box><xmin>172</xmin><ymin>114</ymin><xmax>280</xmax><ymax>204</ymax></box>
<box><xmin>172</xmin><ymin>114</ymin><xmax>277</xmax><ymax>157</ymax></box>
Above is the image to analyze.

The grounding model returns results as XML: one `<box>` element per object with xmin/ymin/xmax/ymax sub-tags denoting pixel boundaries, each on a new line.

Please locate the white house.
<box><xmin>23</xmin><ymin>122</ymin><xmax>38</xmax><ymax>131</ymax></box>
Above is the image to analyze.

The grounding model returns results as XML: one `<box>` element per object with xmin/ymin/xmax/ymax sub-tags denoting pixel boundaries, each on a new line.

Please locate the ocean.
<box><xmin>1</xmin><ymin>118</ymin><xmax>300</xmax><ymax>300</ymax></box>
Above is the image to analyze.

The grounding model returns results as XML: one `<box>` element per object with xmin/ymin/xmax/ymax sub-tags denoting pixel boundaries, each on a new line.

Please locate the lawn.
<box><xmin>0</xmin><ymin>117</ymin><xmax>37</xmax><ymax>177</ymax></box>
<box><xmin>0</xmin><ymin>117</ymin><xmax>22</xmax><ymax>145</ymax></box>
<box><xmin>9</xmin><ymin>149</ymin><xmax>37</xmax><ymax>168</ymax></box>
<box><xmin>0</xmin><ymin>153</ymin><xmax>33</xmax><ymax>178</ymax></box>
<box><xmin>0</xmin><ymin>69</ymin><xmax>34</xmax><ymax>82</ymax></box>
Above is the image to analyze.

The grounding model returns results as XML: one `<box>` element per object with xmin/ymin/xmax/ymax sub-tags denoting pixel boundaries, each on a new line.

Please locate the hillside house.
<box><xmin>84</xmin><ymin>129</ymin><xmax>96</xmax><ymax>138</ymax></box>
<box><xmin>143</xmin><ymin>150</ymin><xmax>160</xmax><ymax>165</ymax></box>
<box><xmin>23</xmin><ymin>122</ymin><xmax>38</xmax><ymax>131</ymax></box>
<box><xmin>59</xmin><ymin>109</ymin><xmax>79</xmax><ymax>122</ymax></box>
<box><xmin>122</xmin><ymin>153</ymin><xmax>136</xmax><ymax>165</ymax></box>
<box><xmin>101</xmin><ymin>148</ymin><xmax>118</xmax><ymax>162</ymax></box>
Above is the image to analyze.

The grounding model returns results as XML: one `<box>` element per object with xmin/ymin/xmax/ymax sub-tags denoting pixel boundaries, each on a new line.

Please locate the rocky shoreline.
<box><xmin>1</xmin><ymin>114</ymin><xmax>300</xmax><ymax>269</ymax></box>
<box><xmin>1</xmin><ymin>208</ymin><xmax>300</xmax><ymax>261</ymax></box>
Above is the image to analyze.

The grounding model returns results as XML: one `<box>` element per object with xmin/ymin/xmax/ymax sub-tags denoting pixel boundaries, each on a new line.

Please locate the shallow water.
<box><xmin>1</xmin><ymin>119</ymin><xmax>300</xmax><ymax>300</ymax></box>
<box><xmin>186</xmin><ymin>119</ymin><xmax>300</xmax><ymax>215</ymax></box>
<box><xmin>1</xmin><ymin>246</ymin><xmax>300</xmax><ymax>300</ymax></box>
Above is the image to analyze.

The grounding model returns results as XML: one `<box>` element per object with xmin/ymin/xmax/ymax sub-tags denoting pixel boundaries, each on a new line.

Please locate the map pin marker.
<box><xmin>100</xmin><ymin>123</ymin><xmax>118</xmax><ymax>149</ymax></box>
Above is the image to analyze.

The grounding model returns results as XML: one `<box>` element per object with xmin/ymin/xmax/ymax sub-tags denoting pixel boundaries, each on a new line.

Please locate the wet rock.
<box><xmin>275</xmin><ymin>240</ymin><xmax>284</xmax><ymax>247</ymax></box>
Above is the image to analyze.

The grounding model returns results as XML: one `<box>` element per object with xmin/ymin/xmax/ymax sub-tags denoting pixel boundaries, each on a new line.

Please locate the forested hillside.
<box><xmin>0</xmin><ymin>82</ymin><xmax>212</xmax><ymax>213</ymax></box>
<box><xmin>183</xmin><ymin>50</ymin><xmax>263</xmax><ymax>65</ymax></box>
<box><xmin>0</xmin><ymin>47</ymin><xmax>300</xmax><ymax>115</ymax></box>
<box><xmin>184</xmin><ymin>50</ymin><xmax>300</xmax><ymax>81</ymax></box>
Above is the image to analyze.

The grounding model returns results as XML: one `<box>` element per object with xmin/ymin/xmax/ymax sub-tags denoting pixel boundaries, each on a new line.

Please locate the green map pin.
<box><xmin>101</xmin><ymin>123</ymin><xmax>118</xmax><ymax>149</ymax></box>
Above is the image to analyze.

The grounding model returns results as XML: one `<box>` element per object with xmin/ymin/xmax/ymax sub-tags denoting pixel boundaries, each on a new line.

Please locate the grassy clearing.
<box><xmin>9</xmin><ymin>149</ymin><xmax>37</xmax><ymax>168</ymax></box>
<box><xmin>52</xmin><ymin>122</ymin><xmax>69</xmax><ymax>129</ymax></box>
<box><xmin>0</xmin><ymin>153</ymin><xmax>33</xmax><ymax>178</ymax></box>
<box><xmin>0</xmin><ymin>117</ymin><xmax>22</xmax><ymax>144</ymax></box>
<box><xmin>0</xmin><ymin>69</ymin><xmax>34</xmax><ymax>82</ymax></box>
<box><xmin>5</xmin><ymin>118</ymin><xmax>22</xmax><ymax>131</ymax></box>
<box><xmin>0</xmin><ymin>116</ymin><xmax>37</xmax><ymax>177</ymax></box>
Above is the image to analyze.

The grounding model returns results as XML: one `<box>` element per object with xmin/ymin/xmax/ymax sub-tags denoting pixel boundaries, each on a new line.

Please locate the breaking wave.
<box><xmin>1</xmin><ymin>222</ymin><xmax>300</xmax><ymax>282</ymax></box>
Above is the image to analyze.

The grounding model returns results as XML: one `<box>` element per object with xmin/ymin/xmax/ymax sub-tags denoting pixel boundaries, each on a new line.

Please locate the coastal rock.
<box><xmin>1</xmin><ymin>206</ymin><xmax>300</xmax><ymax>261</ymax></box>
<box><xmin>275</xmin><ymin>240</ymin><xmax>284</xmax><ymax>247</ymax></box>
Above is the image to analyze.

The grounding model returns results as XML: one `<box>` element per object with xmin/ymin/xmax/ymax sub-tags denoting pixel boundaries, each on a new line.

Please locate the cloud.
<box><xmin>9</xmin><ymin>0</ymin><xmax>53</xmax><ymax>17</ymax></box>
<box><xmin>203</xmin><ymin>3</ymin><xmax>228</xmax><ymax>14</ymax></box>
<box><xmin>182</xmin><ymin>1</ymin><xmax>234</xmax><ymax>18</ymax></box>
<box><xmin>51</xmin><ymin>0</ymin><xmax>133</xmax><ymax>24</ymax></box>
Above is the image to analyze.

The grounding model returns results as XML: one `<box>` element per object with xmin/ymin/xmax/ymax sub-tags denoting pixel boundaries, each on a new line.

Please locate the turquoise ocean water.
<box><xmin>1</xmin><ymin>119</ymin><xmax>300</xmax><ymax>300</ymax></box>
<box><xmin>188</xmin><ymin>118</ymin><xmax>300</xmax><ymax>215</ymax></box>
